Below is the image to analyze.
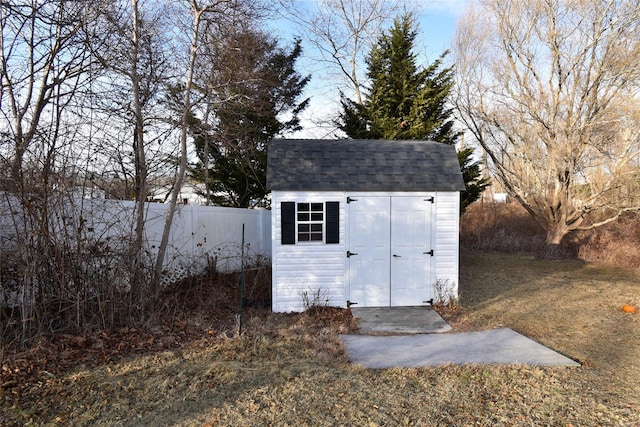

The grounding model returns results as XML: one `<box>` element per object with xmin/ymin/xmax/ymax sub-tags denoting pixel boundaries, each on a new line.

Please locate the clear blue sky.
<box><xmin>415</xmin><ymin>0</ymin><xmax>468</xmax><ymax>59</ymax></box>
<box><xmin>276</xmin><ymin>0</ymin><xmax>469</xmax><ymax>138</ymax></box>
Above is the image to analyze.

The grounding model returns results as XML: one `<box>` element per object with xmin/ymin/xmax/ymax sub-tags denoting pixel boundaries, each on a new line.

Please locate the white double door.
<box><xmin>348</xmin><ymin>196</ymin><xmax>433</xmax><ymax>307</ymax></box>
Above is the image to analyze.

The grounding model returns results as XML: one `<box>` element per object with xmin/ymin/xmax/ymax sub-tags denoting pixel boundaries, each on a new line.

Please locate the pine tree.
<box><xmin>189</xmin><ymin>32</ymin><xmax>309</xmax><ymax>208</ymax></box>
<box><xmin>338</xmin><ymin>13</ymin><xmax>488</xmax><ymax>212</ymax></box>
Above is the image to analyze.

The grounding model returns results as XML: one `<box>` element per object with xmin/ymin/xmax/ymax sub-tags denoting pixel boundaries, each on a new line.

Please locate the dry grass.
<box><xmin>455</xmin><ymin>252</ymin><xmax>640</xmax><ymax>395</ymax></box>
<box><xmin>2</xmin><ymin>251</ymin><xmax>640</xmax><ymax>426</ymax></box>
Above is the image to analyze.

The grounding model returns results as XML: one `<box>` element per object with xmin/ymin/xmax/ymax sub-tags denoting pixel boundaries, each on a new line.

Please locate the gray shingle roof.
<box><xmin>267</xmin><ymin>139</ymin><xmax>466</xmax><ymax>192</ymax></box>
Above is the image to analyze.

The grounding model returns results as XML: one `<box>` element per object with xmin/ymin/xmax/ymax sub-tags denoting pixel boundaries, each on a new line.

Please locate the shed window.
<box><xmin>280</xmin><ymin>201</ymin><xmax>339</xmax><ymax>245</ymax></box>
<box><xmin>297</xmin><ymin>202</ymin><xmax>324</xmax><ymax>241</ymax></box>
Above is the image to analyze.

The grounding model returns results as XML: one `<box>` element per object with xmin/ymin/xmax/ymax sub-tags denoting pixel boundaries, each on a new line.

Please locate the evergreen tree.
<box><xmin>458</xmin><ymin>147</ymin><xmax>489</xmax><ymax>213</ymax></box>
<box><xmin>190</xmin><ymin>31</ymin><xmax>310</xmax><ymax>208</ymax></box>
<box><xmin>338</xmin><ymin>13</ymin><xmax>488</xmax><ymax>212</ymax></box>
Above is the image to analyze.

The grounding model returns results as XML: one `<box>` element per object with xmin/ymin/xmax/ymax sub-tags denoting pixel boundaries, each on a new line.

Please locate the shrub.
<box><xmin>460</xmin><ymin>201</ymin><xmax>547</xmax><ymax>253</ymax></box>
<box><xmin>462</xmin><ymin>200</ymin><xmax>640</xmax><ymax>270</ymax></box>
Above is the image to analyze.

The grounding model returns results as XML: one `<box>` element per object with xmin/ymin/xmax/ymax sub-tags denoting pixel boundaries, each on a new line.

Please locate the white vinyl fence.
<box><xmin>0</xmin><ymin>193</ymin><xmax>271</xmax><ymax>286</ymax></box>
<box><xmin>87</xmin><ymin>199</ymin><xmax>271</xmax><ymax>282</ymax></box>
<box><xmin>140</xmin><ymin>201</ymin><xmax>272</xmax><ymax>281</ymax></box>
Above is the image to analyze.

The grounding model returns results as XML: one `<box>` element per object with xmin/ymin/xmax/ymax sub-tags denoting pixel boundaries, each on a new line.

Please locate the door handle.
<box><xmin>393</xmin><ymin>254</ymin><xmax>401</xmax><ymax>257</ymax></box>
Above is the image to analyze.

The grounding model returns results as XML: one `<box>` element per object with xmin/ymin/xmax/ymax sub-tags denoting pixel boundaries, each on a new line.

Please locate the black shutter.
<box><xmin>281</xmin><ymin>202</ymin><xmax>296</xmax><ymax>245</ymax></box>
<box><xmin>326</xmin><ymin>201</ymin><xmax>339</xmax><ymax>244</ymax></box>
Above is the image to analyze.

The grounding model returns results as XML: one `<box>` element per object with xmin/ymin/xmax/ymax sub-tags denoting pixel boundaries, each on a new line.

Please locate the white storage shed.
<box><xmin>267</xmin><ymin>139</ymin><xmax>465</xmax><ymax>312</ymax></box>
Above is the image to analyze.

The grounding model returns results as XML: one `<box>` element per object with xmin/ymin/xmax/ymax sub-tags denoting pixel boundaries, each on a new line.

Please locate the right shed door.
<box><xmin>390</xmin><ymin>197</ymin><xmax>433</xmax><ymax>306</ymax></box>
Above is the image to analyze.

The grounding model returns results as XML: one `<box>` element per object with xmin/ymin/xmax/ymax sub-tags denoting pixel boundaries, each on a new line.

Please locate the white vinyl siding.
<box><xmin>433</xmin><ymin>192</ymin><xmax>460</xmax><ymax>300</ymax></box>
<box><xmin>272</xmin><ymin>191</ymin><xmax>346</xmax><ymax>312</ymax></box>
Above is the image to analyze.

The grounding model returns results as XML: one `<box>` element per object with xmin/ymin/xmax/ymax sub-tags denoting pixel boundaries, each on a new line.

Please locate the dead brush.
<box><xmin>300</xmin><ymin>288</ymin><xmax>330</xmax><ymax>311</ymax></box>
<box><xmin>462</xmin><ymin>200</ymin><xmax>640</xmax><ymax>271</ymax></box>
<box><xmin>432</xmin><ymin>278</ymin><xmax>459</xmax><ymax>311</ymax></box>
<box><xmin>572</xmin><ymin>211</ymin><xmax>640</xmax><ymax>270</ymax></box>
<box><xmin>460</xmin><ymin>201</ymin><xmax>547</xmax><ymax>253</ymax></box>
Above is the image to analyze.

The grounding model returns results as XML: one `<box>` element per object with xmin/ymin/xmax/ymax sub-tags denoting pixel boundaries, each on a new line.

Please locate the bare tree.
<box><xmin>189</xmin><ymin>0</ymin><xmax>268</xmax><ymax>206</ymax></box>
<box><xmin>453</xmin><ymin>0</ymin><xmax>640</xmax><ymax>251</ymax></box>
<box><xmin>85</xmin><ymin>0</ymin><xmax>174</xmax><ymax>197</ymax></box>
<box><xmin>84</xmin><ymin>0</ymin><xmax>175</xmax><ymax>310</ymax></box>
<box><xmin>0</xmin><ymin>0</ymin><xmax>169</xmax><ymax>341</ymax></box>
<box><xmin>279</xmin><ymin>0</ymin><xmax>407</xmax><ymax>104</ymax></box>
<box><xmin>130</xmin><ymin>0</ymin><xmax>148</xmax><ymax>288</ymax></box>
<box><xmin>151</xmin><ymin>0</ymin><xmax>231</xmax><ymax>293</ymax></box>
<box><xmin>0</xmin><ymin>0</ymin><xmax>94</xmax><ymax>188</ymax></box>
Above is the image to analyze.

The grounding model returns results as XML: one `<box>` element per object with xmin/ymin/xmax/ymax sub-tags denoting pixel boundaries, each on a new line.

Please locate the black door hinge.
<box><xmin>347</xmin><ymin>300</ymin><xmax>358</xmax><ymax>307</ymax></box>
<box><xmin>424</xmin><ymin>197</ymin><xmax>434</xmax><ymax>203</ymax></box>
<box><xmin>423</xmin><ymin>298</ymin><xmax>434</xmax><ymax>305</ymax></box>
<box><xmin>347</xmin><ymin>251</ymin><xmax>358</xmax><ymax>257</ymax></box>
<box><xmin>347</xmin><ymin>197</ymin><xmax>358</xmax><ymax>203</ymax></box>
<box><xmin>423</xmin><ymin>250</ymin><xmax>434</xmax><ymax>256</ymax></box>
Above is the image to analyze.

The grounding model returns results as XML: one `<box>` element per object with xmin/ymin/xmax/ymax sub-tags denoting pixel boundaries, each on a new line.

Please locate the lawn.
<box><xmin>1</xmin><ymin>251</ymin><xmax>639</xmax><ymax>426</ymax></box>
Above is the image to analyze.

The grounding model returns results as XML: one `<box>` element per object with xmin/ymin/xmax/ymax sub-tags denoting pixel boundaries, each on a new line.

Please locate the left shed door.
<box><xmin>347</xmin><ymin>197</ymin><xmax>391</xmax><ymax>307</ymax></box>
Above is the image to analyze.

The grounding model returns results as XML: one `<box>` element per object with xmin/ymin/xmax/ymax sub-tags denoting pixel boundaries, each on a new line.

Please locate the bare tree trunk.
<box><xmin>130</xmin><ymin>0</ymin><xmax>148</xmax><ymax>306</ymax></box>
<box><xmin>546</xmin><ymin>226</ymin><xmax>567</xmax><ymax>246</ymax></box>
<box><xmin>202</xmin><ymin>92</ymin><xmax>214</xmax><ymax>206</ymax></box>
<box><xmin>152</xmin><ymin>1</ymin><xmax>219</xmax><ymax>293</ymax></box>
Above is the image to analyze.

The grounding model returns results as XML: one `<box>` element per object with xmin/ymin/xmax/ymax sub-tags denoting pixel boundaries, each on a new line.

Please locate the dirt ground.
<box><xmin>1</xmin><ymin>251</ymin><xmax>639</xmax><ymax>426</ymax></box>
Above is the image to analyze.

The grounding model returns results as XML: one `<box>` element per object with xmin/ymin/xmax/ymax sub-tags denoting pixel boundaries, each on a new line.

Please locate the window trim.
<box><xmin>296</xmin><ymin>202</ymin><xmax>325</xmax><ymax>243</ymax></box>
<box><xmin>280</xmin><ymin>201</ymin><xmax>340</xmax><ymax>245</ymax></box>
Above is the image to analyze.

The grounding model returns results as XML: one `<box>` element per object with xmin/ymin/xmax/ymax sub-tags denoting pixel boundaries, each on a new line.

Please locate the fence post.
<box><xmin>238</xmin><ymin>224</ymin><xmax>245</xmax><ymax>334</ymax></box>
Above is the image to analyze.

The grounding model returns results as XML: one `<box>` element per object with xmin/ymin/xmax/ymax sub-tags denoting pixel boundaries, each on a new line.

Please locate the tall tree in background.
<box><xmin>278</xmin><ymin>0</ymin><xmax>405</xmax><ymax>105</ymax></box>
<box><xmin>339</xmin><ymin>14</ymin><xmax>488</xmax><ymax>211</ymax></box>
<box><xmin>453</xmin><ymin>0</ymin><xmax>640</xmax><ymax>250</ymax></box>
<box><xmin>189</xmin><ymin>29</ymin><xmax>310</xmax><ymax>207</ymax></box>
<box><xmin>153</xmin><ymin>0</ymin><xmax>237</xmax><ymax>293</ymax></box>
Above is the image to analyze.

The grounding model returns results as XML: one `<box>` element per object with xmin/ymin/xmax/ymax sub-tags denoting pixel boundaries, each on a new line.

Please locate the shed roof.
<box><xmin>267</xmin><ymin>139</ymin><xmax>466</xmax><ymax>192</ymax></box>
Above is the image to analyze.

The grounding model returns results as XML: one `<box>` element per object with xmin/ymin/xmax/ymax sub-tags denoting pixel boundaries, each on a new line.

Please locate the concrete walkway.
<box><xmin>341</xmin><ymin>307</ymin><xmax>580</xmax><ymax>368</ymax></box>
<box><xmin>351</xmin><ymin>306</ymin><xmax>451</xmax><ymax>334</ymax></box>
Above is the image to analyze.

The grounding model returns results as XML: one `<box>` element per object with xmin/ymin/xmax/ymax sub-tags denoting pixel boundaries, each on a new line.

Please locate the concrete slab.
<box><xmin>341</xmin><ymin>328</ymin><xmax>580</xmax><ymax>368</ymax></box>
<box><xmin>351</xmin><ymin>306</ymin><xmax>451</xmax><ymax>334</ymax></box>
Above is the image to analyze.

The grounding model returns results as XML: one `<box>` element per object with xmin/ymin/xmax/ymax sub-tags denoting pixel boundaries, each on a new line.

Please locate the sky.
<box><xmin>415</xmin><ymin>0</ymin><xmax>469</xmax><ymax>56</ymax></box>
<box><xmin>274</xmin><ymin>0</ymin><xmax>470</xmax><ymax>139</ymax></box>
